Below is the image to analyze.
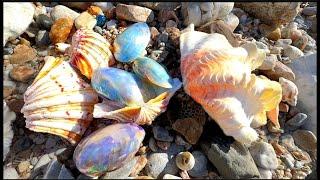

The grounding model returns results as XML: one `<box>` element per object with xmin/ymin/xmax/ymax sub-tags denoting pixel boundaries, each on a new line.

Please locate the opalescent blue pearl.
<box><xmin>96</xmin><ymin>15</ymin><xmax>107</xmax><ymax>27</ymax></box>
<box><xmin>113</xmin><ymin>22</ymin><xmax>150</xmax><ymax>63</ymax></box>
<box><xmin>91</xmin><ymin>67</ymin><xmax>144</xmax><ymax>106</ymax></box>
<box><xmin>73</xmin><ymin>123</ymin><xmax>145</xmax><ymax>177</ymax></box>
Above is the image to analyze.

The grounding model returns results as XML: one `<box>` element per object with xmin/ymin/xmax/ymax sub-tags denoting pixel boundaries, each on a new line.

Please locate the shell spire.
<box><xmin>21</xmin><ymin>56</ymin><xmax>99</xmax><ymax>144</ymax></box>
<box><xmin>180</xmin><ymin>28</ymin><xmax>282</xmax><ymax>145</ymax></box>
<box><xmin>69</xmin><ymin>28</ymin><xmax>115</xmax><ymax>79</ymax></box>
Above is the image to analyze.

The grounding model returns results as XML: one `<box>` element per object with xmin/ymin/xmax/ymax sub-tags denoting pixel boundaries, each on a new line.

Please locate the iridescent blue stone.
<box><xmin>132</xmin><ymin>57</ymin><xmax>173</xmax><ymax>88</ymax></box>
<box><xmin>91</xmin><ymin>67</ymin><xmax>144</xmax><ymax>106</ymax></box>
<box><xmin>73</xmin><ymin>123</ymin><xmax>145</xmax><ymax>177</ymax></box>
<box><xmin>113</xmin><ymin>22</ymin><xmax>150</xmax><ymax>63</ymax></box>
<box><xmin>96</xmin><ymin>15</ymin><xmax>107</xmax><ymax>27</ymax></box>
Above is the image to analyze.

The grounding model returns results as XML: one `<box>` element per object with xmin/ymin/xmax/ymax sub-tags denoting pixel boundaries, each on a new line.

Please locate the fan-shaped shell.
<box><xmin>69</xmin><ymin>28</ymin><xmax>115</xmax><ymax>79</ymax></box>
<box><xmin>180</xmin><ymin>29</ymin><xmax>282</xmax><ymax>145</ymax></box>
<box><xmin>91</xmin><ymin>67</ymin><xmax>182</xmax><ymax>125</ymax></box>
<box><xmin>73</xmin><ymin>123</ymin><xmax>145</xmax><ymax>177</ymax></box>
<box><xmin>21</xmin><ymin>56</ymin><xmax>99</xmax><ymax>144</ymax></box>
<box><xmin>113</xmin><ymin>22</ymin><xmax>150</xmax><ymax>63</ymax></box>
<box><xmin>132</xmin><ymin>57</ymin><xmax>173</xmax><ymax>88</ymax></box>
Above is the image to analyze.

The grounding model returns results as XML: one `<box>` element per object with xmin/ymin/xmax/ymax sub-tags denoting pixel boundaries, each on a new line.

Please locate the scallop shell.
<box><xmin>180</xmin><ymin>29</ymin><xmax>282</xmax><ymax>144</ymax></box>
<box><xmin>21</xmin><ymin>56</ymin><xmax>99</xmax><ymax>144</ymax></box>
<box><xmin>69</xmin><ymin>28</ymin><xmax>115</xmax><ymax>79</ymax></box>
<box><xmin>92</xmin><ymin>67</ymin><xmax>182</xmax><ymax>125</ymax></box>
<box><xmin>73</xmin><ymin>123</ymin><xmax>145</xmax><ymax>177</ymax></box>
<box><xmin>113</xmin><ymin>22</ymin><xmax>151</xmax><ymax>63</ymax></box>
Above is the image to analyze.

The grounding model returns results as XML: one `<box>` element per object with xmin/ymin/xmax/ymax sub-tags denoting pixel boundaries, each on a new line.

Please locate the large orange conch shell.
<box><xmin>180</xmin><ymin>27</ymin><xmax>282</xmax><ymax>144</ymax></box>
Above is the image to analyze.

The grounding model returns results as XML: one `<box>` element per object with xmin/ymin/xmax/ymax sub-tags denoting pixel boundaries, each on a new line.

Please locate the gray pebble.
<box><xmin>294</xmin><ymin>161</ymin><xmax>304</xmax><ymax>169</ymax></box>
<box><xmin>279</xmin><ymin>134</ymin><xmax>297</xmax><ymax>151</ymax></box>
<box><xmin>149</xmin><ymin>137</ymin><xmax>159</xmax><ymax>152</ymax></box>
<box><xmin>93</xmin><ymin>26</ymin><xmax>103</xmax><ymax>35</ymax></box>
<box><xmin>157</xmin><ymin>32</ymin><xmax>169</xmax><ymax>43</ymax></box>
<box><xmin>3</xmin><ymin>47</ymin><xmax>13</xmax><ymax>55</ymax></box>
<box><xmin>302</xmin><ymin>7</ymin><xmax>317</xmax><ymax>16</ymax></box>
<box><xmin>280</xmin><ymin>154</ymin><xmax>295</xmax><ymax>169</ymax></box>
<box><xmin>33</xmin><ymin>154</ymin><xmax>52</xmax><ymax>176</ymax></box>
<box><xmin>145</xmin><ymin>153</ymin><xmax>169</xmax><ymax>178</ymax></box>
<box><xmin>153</xmin><ymin>126</ymin><xmax>174</xmax><ymax>142</ymax></box>
<box><xmin>102</xmin><ymin>156</ymin><xmax>138</xmax><ymax>179</ymax></box>
<box><xmin>36</xmin><ymin>30</ymin><xmax>51</xmax><ymax>47</ymax></box>
<box><xmin>31</xmin><ymin>157</ymin><xmax>39</xmax><ymax>166</ymax></box>
<box><xmin>45</xmin><ymin>137</ymin><xmax>57</xmax><ymax>150</ymax></box>
<box><xmin>286</xmin><ymin>113</ymin><xmax>308</xmax><ymax>129</ymax></box>
<box><xmin>12</xmin><ymin>136</ymin><xmax>33</xmax><ymax>153</ymax></box>
<box><xmin>55</xmin><ymin>148</ymin><xmax>67</xmax><ymax>156</ymax></box>
<box><xmin>275</xmin><ymin>39</ymin><xmax>292</xmax><ymax>48</ymax></box>
<box><xmin>249</xmin><ymin>141</ymin><xmax>278</xmax><ymax>170</ymax></box>
<box><xmin>58</xmin><ymin>165</ymin><xmax>74</xmax><ymax>179</ymax></box>
<box><xmin>106</xmin><ymin>19</ymin><xmax>117</xmax><ymax>30</ymax></box>
<box><xmin>43</xmin><ymin>158</ymin><xmax>62</xmax><ymax>179</ymax></box>
<box><xmin>36</xmin><ymin>14</ymin><xmax>53</xmax><ymax>30</ymax></box>
<box><xmin>33</xmin><ymin>133</ymin><xmax>46</xmax><ymax>145</ymax></box>
<box><xmin>188</xmin><ymin>151</ymin><xmax>208</xmax><ymax>178</ymax></box>
<box><xmin>3</xmin><ymin>167</ymin><xmax>19</xmax><ymax>179</ymax></box>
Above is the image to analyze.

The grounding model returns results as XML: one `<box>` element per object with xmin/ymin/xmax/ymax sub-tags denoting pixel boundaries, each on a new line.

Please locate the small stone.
<box><xmin>105</xmin><ymin>19</ymin><xmax>116</xmax><ymax>30</ymax></box>
<box><xmin>165</xmin><ymin>27</ymin><xmax>180</xmax><ymax>47</ymax></box>
<box><xmin>163</xmin><ymin>174</ymin><xmax>182</xmax><ymax>179</ymax></box>
<box><xmin>3</xmin><ymin>86</ymin><xmax>14</xmax><ymax>98</ymax></box>
<box><xmin>292</xmin><ymin>130</ymin><xmax>317</xmax><ymax>152</ymax></box>
<box><xmin>279</xmin><ymin>102</ymin><xmax>289</xmax><ymax>112</ymax></box>
<box><xmin>269</xmin><ymin>46</ymin><xmax>282</xmax><ymax>55</ymax></box>
<box><xmin>6</xmin><ymin>98</ymin><xmax>25</xmax><ymax>113</ymax></box>
<box><xmin>188</xmin><ymin>151</ymin><xmax>208</xmax><ymax>178</ymax></box>
<box><xmin>286</xmin><ymin>113</ymin><xmax>308</xmax><ymax>129</ymax></box>
<box><xmin>270</xmin><ymin>142</ymin><xmax>289</xmax><ymax>156</ymax></box>
<box><xmin>10</xmin><ymin>65</ymin><xmax>35</xmax><ymax>82</ymax></box>
<box><xmin>158</xmin><ymin>9</ymin><xmax>179</xmax><ymax>23</ymax></box>
<box><xmin>43</xmin><ymin>158</ymin><xmax>62</xmax><ymax>179</ymax></box>
<box><xmin>150</xmin><ymin>27</ymin><xmax>160</xmax><ymax>40</ymax></box>
<box><xmin>279</xmin><ymin>134</ymin><xmax>297</xmax><ymax>151</ymax></box>
<box><xmin>45</xmin><ymin>137</ymin><xmax>57</xmax><ymax>150</ymax></box>
<box><xmin>102</xmin><ymin>156</ymin><xmax>138</xmax><ymax>179</ymax></box>
<box><xmin>172</xmin><ymin>118</ymin><xmax>204</xmax><ymax>145</ymax></box>
<box><xmin>4</xmin><ymin>167</ymin><xmax>19</xmax><ymax>179</ymax></box>
<box><xmin>49</xmin><ymin>17</ymin><xmax>74</xmax><ymax>44</ymax></box>
<box><xmin>280</xmin><ymin>154</ymin><xmax>295</xmax><ymax>169</ymax></box>
<box><xmin>58</xmin><ymin>165</ymin><xmax>74</xmax><ymax>179</ymax></box>
<box><xmin>96</xmin><ymin>15</ymin><xmax>107</xmax><ymax>27</ymax></box>
<box><xmin>9</xmin><ymin>44</ymin><xmax>37</xmax><ymax>64</ymax></box>
<box><xmin>36</xmin><ymin>14</ymin><xmax>53</xmax><ymax>30</ymax></box>
<box><xmin>302</xmin><ymin>7</ymin><xmax>317</xmax><ymax>16</ymax></box>
<box><xmin>283</xmin><ymin>45</ymin><xmax>304</xmax><ymax>60</ymax></box>
<box><xmin>31</xmin><ymin>157</ymin><xmax>39</xmax><ymax>166</ymax></box>
<box><xmin>149</xmin><ymin>137</ymin><xmax>159</xmax><ymax>152</ymax></box>
<box><xmin>258</xmin><ymin>54</ymin><xmax>277</xmax><ymax>71</ymax></box>
<box><xmin>259</xmin><ymin>24</ymin><xmax>281</xmax><ymax>41</ymax></box>
<box><xmin>222</xmin><ymin>13</ymin><xmax>239</xmax><ymax>32</ymax></box>
<box><xmin>258</xmin><ymin>168</ymin><xmax>272</xmax><ymax>179</ymax></box>
<box><xmin>153</xmin><ymin>126</ymin><xmax>174</xmax><ymax>142</ymax></box>
<box><xmin>18</xmin><ymin>161</ymin><xmax>31</xmax><ymax>173</ymax></box>
<box><xmin>294</xmin><ymin>161</ymin><xmax>303</xmax><ymax>168</ymax></box>
<box><xmin>116</xmin><ymin>4</ymin><xmax>154</xmax><ymax>23</ymax></box>
<box><xmin>156</xmin><ymin>141</ymin><xmax>171</xmax><ymax>151</ymax></box>
<box><xmin>130</xmin><ymin>155</ymin><xmax>148</xmax><ymax>177</ymax></box>
<box><xmin>36</xmin><ymin>30</ymin><xmax>51</xmax><ymax>46</ymax></box>
<box><xmin>32</xmin><ymin>133</ymin><xmax>46</xmax><ymax>145</ymax></box>
<box><xmin>279</xmin><ymin>77</ymin><xmax>298</xmax><ymax>106</ymax></box>
<box><xmin>291</xmin><ymin>151</ymin><xmax>311</xmax><ymax>164</ymax></box>
<box><xmin>175</xmin><ymin>135</ymin><xmax>192</xmax><ymax>150</ymax></box>
<box><xmin>12</xmin><ymin>136</ymin><xmax>32</xmax><ymax>153</ymax></box>
<box><xmin>3</xmin><ymin>47</ymin><xmax>14</xmax><ymax>55</ymax></box>
<box><xmin>75</xmin><ymin>11</ymin><xmax>97</xmax><ymax>30</ymax></box>
<box><xmin>260</xmin><ymin>60</ymin><xmax>295</xmax><ymax>81</ymax></box>
<box><xmin>249</xmin><ymin>141</ymin><xmax>278</xmax><ymax>170</ymax></box>
<box><xmin>292</xmin><ymin>34</ymin><xmax>308</xmax><ymax>51</ymax></box>
<box><xmin>50</xmin><ymin>5</ymin><xmax>80</xmax><ymax>21</ymax></box>
<box><xmin>33</xmin><ymin>154</ymin><xmax>52</xmax><ymax>173</ymax></box>
<box><xmin>55</xmin><ymin>148</ymin><xmax>67</xmax><ymax>156</ymax></box>
<box><xmin>157</xmin><ymin>32</ymin><xmax>169</xmax><ymax>43</ymax></box>
<box><xmin>275</xmin><ymin>39</ymin><xmax>292</xmax><ymax>48</ymax></box>
<box><xmin>145</xmin><ymin>153</ymin><xmax>169</xmax><ymax>178</ymax></box>
<box><xmin>92</xmin><ymin>2</ymin><xmax>114</xmax><ymax>13</ymax></box>
<box><xmin>165</xmin><ymin>20</ymin><xmax>177</xmax><ymax>28</ymax></box>
<box><xmin>88</xmin><ymin>5</ymin><xmax>103</xmax><ymax>15</ymax></box>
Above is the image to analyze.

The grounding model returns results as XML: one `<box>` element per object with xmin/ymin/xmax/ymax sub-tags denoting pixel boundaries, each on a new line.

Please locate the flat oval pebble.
<box><xmin>113</xmin><ymin>22</ymin><xmax>151</xmax><ymax>63</ymax></box>
<box><xmin>73</xmin><ymin>123</ymin><xmax>145</xmax><ymax>177</ymax></box>
<box><xmin>49</xmin><ymin>17</ymin><xmax>74</xmax><ymax>44</ymax></box>
<box><xmin>292</xmin><ymin>130</ymin><xmax>317</xmax><ymax>152</ymax></box>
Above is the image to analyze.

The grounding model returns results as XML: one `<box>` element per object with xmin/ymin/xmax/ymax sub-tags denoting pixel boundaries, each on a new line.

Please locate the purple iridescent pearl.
<box><xmin>73</xmin><ymin>123</ymin><xmax>145</xmax><ymax>177</ymax></box>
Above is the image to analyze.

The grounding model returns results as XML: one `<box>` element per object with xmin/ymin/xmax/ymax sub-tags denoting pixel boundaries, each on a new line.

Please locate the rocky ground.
<box><xmin>3</xmin><ymin>2</ymin><xmax>317</xmax><ymax>179</ymax></box>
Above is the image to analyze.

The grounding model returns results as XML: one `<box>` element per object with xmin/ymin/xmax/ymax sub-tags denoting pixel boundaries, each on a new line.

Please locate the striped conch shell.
<box><xmin>21</xmin><ymin>56</ymin><xmax>99</xmax><ymax>144</ymax></box>
<box><xmin>180</xmin><ymin>27</ymin><xmax>282</xmax><ymax>145</ymax></box>
<box><xmin>69</xmin><ymin>28</ymin><xmax>115</xmax><ymax>79</ymax></box>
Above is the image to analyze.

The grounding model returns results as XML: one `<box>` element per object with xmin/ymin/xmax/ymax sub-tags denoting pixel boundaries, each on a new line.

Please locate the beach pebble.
<box><xmin>49</xmin><ymin>17</ymin><xmax>74</xmax><ymax>44</ymax></box>
<box><xmin>280</xmin><ymin>153</ymin><xmax>295</xmax><ymax>169</ymax></box>
<box><xmin>283</xmin><ymin>45</ymin><xmax>304</xmax><ymax>60</ymax></box>
<box><xmin>9</xmin><ymin>44</ymin><xmax>37</xmax><ymax>64</ymax></box>
<box><xmin>260</xmin><ymin>60</ymin><xmax>295</xmax><ymax>81</ymax></box>
<box><xmin>166</xmin><ymin>20</ymin><xmax>177</xmax><ymax>28</ymax></box>
<box><xmin>258</xmin><ymin>168</ymin><xmax>272</xmax><ymax>179</ymax></box>
<box><xmin>302</xmin><ymin>7</ymin><xmax>317</xmax><ymax>16</ymax></box>
<box><xmin>3</xmin><ymin>2</ymin><xmax>35</xmax><ymax>46</ymax></box>
<box><xmin>106</xmin><ymin>19</ymin><xmax>117</xmax><ymax>30</ymax></box>
<box><xmin>153</xmin><ymin>126</ymin><xmax>174</xmax><ymax>142</ymax></box>
<box><xmin>172</xmin><ymin>118</ymin><xmax>205</xmax><ymax>145</ymax></box>
<box><xmin>43</xmin><ymin>158</ymin><xmax>62</xmax><ymax>179</ymax></box>
<box><xmin>102</xmin><ymin>156</ymin><xmax>138</xmax><ymax>179</ymax></box>
<box><xmin>50</xmin><ymin>5</ymin><xmax>80</xmax><ymax>21</ymax></box>
<box><xmin>292</xmin><ymin>130</ymin><xmax>317</xmax><ymax>152</ymax></box>
<box><xmin>188</xmin><ymin>151</ymin><xmax>208</xmax><ymax>178</ymax></box>
<box><xmin>10</xmin><ymin>65</ymin><xmax>35</xmax><ymax>82</ymax></box>
<box><xmin>92</xmin><ymin>2</ymin><xmax>115</xmax><ymax>13</ymax></box>
<box><xmin>222</xmin><ymin>13</ymin><xmax>239</xmax><ymax>32</ymax></box>
<box><xmin>75</xmin><ymin>11</ymin><xmax>97</xmax><ymax>30</ymax></box>
<box><xmin>286</xmin><ymin>113</ymin><xmax>308</xmax><ymax>129</ymax></box>
<box><xmin>88</xmin><ymin>5</ymin><xmax>103</xmax><ymax>15</ymax></box>
<box><xmin>279</xmin><ymin>77</ymin><xmax>298</xmax><ymax>106</ymax></box>
<box><xmin>33</xmin><ymin>154</ymin><xmax>52</xmax><ymax>173</ymax></box>
<box><xmin>258</xmin><ymin>54</ymin><xmax>277</xmax><ymax>71</ymax></box>
<box><xmin>145</xmin><ymin>153</ymin><xmax>170</xmax><ymax>178</ymax></box>
<box><xmin>36</xmin><ymin>14</ymin><xmax>53</xmax><ymax>30</ymax></box>
<box><xmin>36</xmin><ymin>30</ymin><xmax>51</xmax><ymax>46</ymax></box>
<box><xmin>58</xmin><ymin>165</ymin><xmax>74</xmax><ymax>179</ymax></box>
<box><xmin>279</xmin><ymin>134</ymin><xmax>297</xmax><ymax>151</ymax></box>
<box><xmin>3</xmin><ymin>167</ymin><xmax>19</xmax><ymax>179</ymax></box>
<box><xmin>116</xmin><ymin>4</ymin><xmax>154</xmax><ymax>23</ymax></box>
<box><xmin>249</xmin><ymin>141</ymin><xmax>278</xmax><ymax>170</ymax></box>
